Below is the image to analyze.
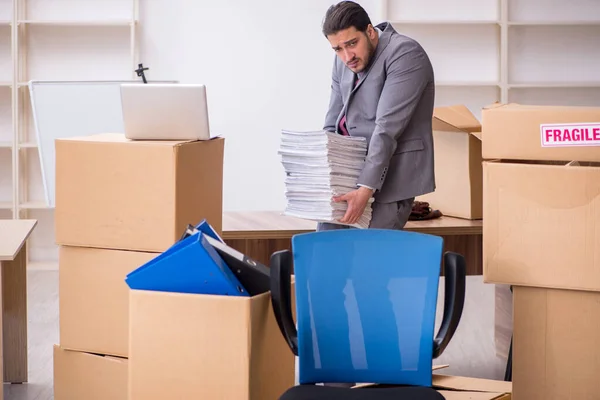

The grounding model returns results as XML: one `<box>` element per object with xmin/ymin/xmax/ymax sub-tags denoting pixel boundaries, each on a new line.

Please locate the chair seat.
<box><xmin>279</xmin><ymin>384</ymin><xmax>446</xmax><ymax>400</ymax></box>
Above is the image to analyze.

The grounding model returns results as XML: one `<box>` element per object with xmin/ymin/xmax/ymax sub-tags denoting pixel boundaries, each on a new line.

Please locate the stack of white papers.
<box><xmin>278</xmin><ymin>130</ymin><xmax>374</xmax><ymax>229</ymax></box>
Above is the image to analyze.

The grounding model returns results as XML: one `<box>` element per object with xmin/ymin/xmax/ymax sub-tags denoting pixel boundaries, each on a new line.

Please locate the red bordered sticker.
<box><xmin>540</xmin><ymin>123</ymin><xmax>600</xmax><ymax>147</ymax></box>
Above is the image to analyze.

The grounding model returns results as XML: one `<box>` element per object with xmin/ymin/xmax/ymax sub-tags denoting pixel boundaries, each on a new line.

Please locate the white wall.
<box><xmin>137</xmin><ymin>0</ymin><xmax>600</xmax><ymax>214</ymax></box>
<box><xmin>1</xmin><ymin>0</ymin><xmax>599</xmax><ymax>263</ymax></box>
<box><xmin>138</xmin><ymin>0</ymin><xmax>383</xmax><ymax>213</ymax></box>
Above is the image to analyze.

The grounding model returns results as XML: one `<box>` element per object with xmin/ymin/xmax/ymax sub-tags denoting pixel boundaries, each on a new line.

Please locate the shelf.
<box><xmin>508</xmin><ymin>0</ymin><xmax>600</xmax><ymax>25</ymax></box>
<box><xmin>0</xmin><ymin>147</ymin><xmax>11</xmax><ymax>212</ymax></box>
<box><xmin>20</xmin><ymin>201</ymin><xmax>50</xmax><ymax>210</ymax></box>
<box><xmin>508</xmin><ymin>21</ymin><xmax>600</xmax><ymax>26</ymax></box>
<box><xmin>437</xmin><ymin>81</ymin><xmax>500</xmax><ymax>87</ymax></box>
<box><xmin>386</xmin><ymin>0</ymin><xmax>499</xmax><ymax>24</ymax></box>
<box><xmin>18</xmin><ymin>19</ymin><xmax>135</xmax><ymax>26</ymax></box>
<box><xmin>24</xmin><ymin>24</ymin><xmax>133</xmax><ymax>81</ymax></box>
<box><xmin>1</xmin><ymin>0</ymin><xmax>139</xmax><ymax>265</ymax></box>
<box><xmin>0</xmin><ymin>24</ymin><xmax>11</xmax><ymax>85</ymax></box>
<box><xmin>509</xmin><ymin>82</ymin><xmax>600</xmax><ymax>89</ymax></box>
<box><xmin>390</xmin><ymin>20</ymin><xmax>499</xmax><ymax>25</ymax></box>
<box><xmin>508</xmin><ymin>87</ymin><xmax>600</xmax><ymax>107</ymax></box>
<box><xmin>508</xmin><ymin>25</ymin><xmax>600</xmax><ymax>86</ymax></box>
<box><xmin>396</xmin><ymin>23</ymin><xmax>500</xmax><ymax>84</ymax></box>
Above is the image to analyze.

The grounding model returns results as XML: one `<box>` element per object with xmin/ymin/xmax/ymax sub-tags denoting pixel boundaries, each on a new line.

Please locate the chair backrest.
<box><xmin>291</xmin><ymin>229</ymin><xmax>443</xmax><ymax>387</ymax></box>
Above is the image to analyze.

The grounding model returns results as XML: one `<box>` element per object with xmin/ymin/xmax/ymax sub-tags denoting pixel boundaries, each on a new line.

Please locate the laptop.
<box><xmin>120</xmin><ymin>83</ymin><xmax>211</xmax><ymax>141</ymax></box>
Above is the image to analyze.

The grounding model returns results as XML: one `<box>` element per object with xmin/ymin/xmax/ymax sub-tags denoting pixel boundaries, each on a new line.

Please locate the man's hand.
<box><xmin>333</xmin><ymin>186</ymin><xmax>374</xmax><ymax>225</ymax></box>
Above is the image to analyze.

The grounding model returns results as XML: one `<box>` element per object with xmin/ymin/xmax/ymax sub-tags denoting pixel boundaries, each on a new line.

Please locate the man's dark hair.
<box><xmin>322</xmin><ymin>1</ymin><xmax>372</xmax><ymax>37</ymax></box>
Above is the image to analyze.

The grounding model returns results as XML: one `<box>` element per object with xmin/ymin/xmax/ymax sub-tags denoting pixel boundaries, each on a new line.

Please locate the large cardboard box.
<box><xmin>128</xmin><ymin>288</ymin><xmax>296</xmax><ymax>400</ymax></box>
<box><xmin>417</xmin><ymin>105</ymin><xmax>483</xmax><ymax>220</ymax></box>
<box><xmin>513</xmin><ymin>286</ymin><xmax>600</xmax><ymax>400</ymax></box>
<box><xmin>483</xmin><ymin>160</ymin><xmax>600</xmax><ymax>291</ymax></box>
<box><xmin>59</xmin><ymin>245</ymin><xmax>158</xmax><ymax>358</ymax></box>
<box><xmin>53</xmin><ymin>345</ymin><xmax>128</xmax><ymax>400</ymax></box>
<box><xmin>482</xmin><ymin>103</ymin><xmax>600</xmax><ymax>291</ymax></box>
<box><xmin>55</xmin><ymin>133</ymin><xmax>224</xmax><ymax>252</ymax></box>
<box><xmin>482</xmin><ymin>103</ymin><xmax>600</xmax><ymax>163</ymax></box>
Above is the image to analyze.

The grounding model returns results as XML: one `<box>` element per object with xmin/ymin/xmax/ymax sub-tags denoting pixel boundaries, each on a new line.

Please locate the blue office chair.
<box><xmin>270</xmin><ymin>229</ymin><xmax>466</xmax><ymax>400</ymax></box>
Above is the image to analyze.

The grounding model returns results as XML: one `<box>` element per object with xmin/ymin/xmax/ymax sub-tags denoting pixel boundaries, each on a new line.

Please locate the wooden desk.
<box><xmin>0</xmin><ymin>219</ymin><xmax>37</xmax><ymax>390</ymax></box>
<box><xmin>222</xmin><ymin>212</ymin><xmax>483</xmax><ymax>275</ymax></box>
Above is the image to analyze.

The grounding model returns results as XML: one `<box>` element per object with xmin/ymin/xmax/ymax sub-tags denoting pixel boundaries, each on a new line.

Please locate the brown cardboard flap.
<box><xmin>433</xmin><ymin>105</ymin><xmax>482</xmax><ymax>139</ymax></box>
<box><xmin>353</xmin><ymin>365</ymin><xmax>451</xmax><ymax>389</ymax></box>
<box><xmin>432</xmin><ymin>374</ymin><xmax>512</xmax><ymax>394</ymax></box>
<box><xmin>438</xmin><ymin>391</ymin><xmax>509</xmax><ymax>400</ymax></box>
<box><xmin>353</xmin><ymin>374</ymin><xmax>512</xmax><ymax>397</ymax></box>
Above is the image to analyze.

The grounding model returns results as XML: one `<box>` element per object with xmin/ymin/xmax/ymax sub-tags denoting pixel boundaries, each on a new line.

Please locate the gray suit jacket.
<box><xmin>324</xmin><ymin>22</ymin><xmax>436</xmax><ymax>203</ymax></box>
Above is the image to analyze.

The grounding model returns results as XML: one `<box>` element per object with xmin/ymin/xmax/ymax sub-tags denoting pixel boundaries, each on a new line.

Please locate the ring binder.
<box><xmin>125</xmin><ymin>230</ymin><xmax>249</xmax><ymax>297</ymax></box>
<box><xmin>203</xmin><ymin>234</ymin><xmax>271</xmax><ymax>296</ymax></box>
<box><xmin>178</xmin><ymin>220</ymin><xmax>271</xmax><ymax>296</ymax></box>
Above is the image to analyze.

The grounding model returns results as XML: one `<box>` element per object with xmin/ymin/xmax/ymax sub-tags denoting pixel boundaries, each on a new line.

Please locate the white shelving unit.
<box><xmin>1</xmin><ymin>0</ymin><xmax>600</xmax><ymax>264</ymax></box>
<box><xmin>0</xmin><ymin>0</ymin><xmax>139</xmax><ymax>262</ymax></box>
<box><xmin>381</xmin><ymin>0</ymin><xmax>600</xmax><ymax>118</ymax></box>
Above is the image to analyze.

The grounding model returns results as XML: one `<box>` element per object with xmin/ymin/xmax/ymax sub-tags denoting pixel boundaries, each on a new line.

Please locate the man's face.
<box><xmin>327</xmin><ymin>25</ymin><xmax>377</xmax><ymax>73</ymax></box>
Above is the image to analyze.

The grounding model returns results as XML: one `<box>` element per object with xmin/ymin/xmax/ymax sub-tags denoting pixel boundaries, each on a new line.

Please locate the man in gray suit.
<box><xmin>318</xmin><ymin>1</ymin><xmax>436</xmax><ymax>231</ymax></box>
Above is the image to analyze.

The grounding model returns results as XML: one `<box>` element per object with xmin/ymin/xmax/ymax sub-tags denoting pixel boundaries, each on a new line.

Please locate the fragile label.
<box><xmin>541</xmin><ymin>123</ymin><xmax>600</xmax><ymax>147</ymax></box>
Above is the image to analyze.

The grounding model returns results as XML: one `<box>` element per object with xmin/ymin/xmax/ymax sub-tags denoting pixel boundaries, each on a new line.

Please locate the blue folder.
<box><xmin>180</xmin><ymin>219</ymin><xmax>223</xmax><ymax>243</ymax></box>
<box><xmin>125</xmin><ymin>220</ymin><xmax>249</xmax><ymax>297</ymax></box>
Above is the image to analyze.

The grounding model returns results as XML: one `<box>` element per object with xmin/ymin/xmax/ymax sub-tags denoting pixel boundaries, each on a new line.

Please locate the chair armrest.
<box><xmin>433</xmin><ymin>251</ymin><xmax>466</xmax><ymax>358</ymax></box>
<box><xmin>269</xmin><ymin>249</ymin><xmax>298</xmax><ymax>356</ymax></box>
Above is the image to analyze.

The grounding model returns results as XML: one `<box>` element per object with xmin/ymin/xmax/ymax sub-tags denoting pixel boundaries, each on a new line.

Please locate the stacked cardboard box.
<box><xmin>417</xmin><ymin>104</ymin><xmax>483</xmax><ymax>220</ymax></box>
<box><xmin>53</xmin><ymin>133</ymin><xmax>225</xmax><ymax>400</ymax></box>
<box><xmin>482</xmin><ymin>104</ymin><xmax>600</xmax><ymax>399</ymax></box>
<box><xmin>419</xmin><ymin>106</ymin><xmax>519</xmax><ymax>359</ymax></box>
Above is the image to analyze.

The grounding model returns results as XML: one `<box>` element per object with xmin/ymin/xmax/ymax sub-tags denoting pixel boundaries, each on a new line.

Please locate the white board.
<box><xmin>28</xmin><ymin>80</ymin><xmax>177</xmax><ymax>208</ymax></box>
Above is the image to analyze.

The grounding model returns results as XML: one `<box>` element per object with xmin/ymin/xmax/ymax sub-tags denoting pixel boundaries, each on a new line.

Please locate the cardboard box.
<box><xmin>482</xmin><ymin>103</ymin><xmax>600</xmax><ymax>290</ymax></box>
<box><xmin>55</xmin><ymin>133</ymin><xmax>224</xmax><ymax>252</ymax></box>
<box><xmin>417</xmin><ymin>105</ymin><xmax>483</xmax><ymax>219</ymax></box>
<box><xmin>53</xmin><ymin>345</ymin><xmax>128</xmax><ymax>400</ymax></box>
<box><xmin>513</xmin><ymin>286</ymin><xmax>600</xmax><ymax>400</ymax></box>
<box><xmin>357</xmin><ymin>374</ymin><xmax>512</xmax><ymax>399</ymax></box>
<box><xmin>483</xmin><ymin>158</ymin><xmax>600</xmax><ymax>291</ymax></box>
<box><xmin>59</xmin><ymin>245</ymin><xmax>158</xmax><ymax>357</ymax></box>
<box><xmin>482</xmin><ymin>103</ymin><xmax>600</xmax><ymax>162</ymax></box>
<box><xmin>128</xmin><ymin>288</ymin><xmax>295</xmax><ymax>400</ymax></box>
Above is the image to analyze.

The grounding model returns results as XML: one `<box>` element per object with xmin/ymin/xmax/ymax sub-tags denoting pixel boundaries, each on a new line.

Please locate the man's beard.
<box><xmin>359</xmin><ymin>37</ymin><xmax>376</xmax><ymax>72</ymax></box>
